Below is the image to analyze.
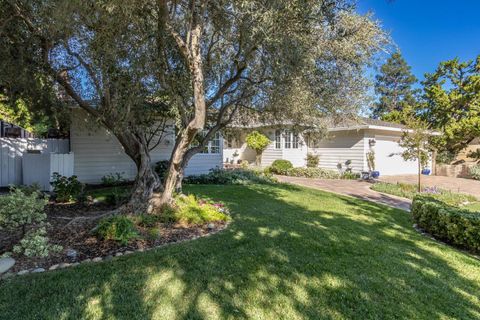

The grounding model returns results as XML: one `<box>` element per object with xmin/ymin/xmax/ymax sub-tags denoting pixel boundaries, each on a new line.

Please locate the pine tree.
<box><xmin>373</xmin><ymin>52</ymin><xmax>418</xmax><ymax>120</ymax></box>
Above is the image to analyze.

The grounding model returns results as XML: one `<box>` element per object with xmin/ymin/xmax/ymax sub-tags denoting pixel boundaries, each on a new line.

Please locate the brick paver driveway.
<box><xmin>276</xmin><ymin>176</ymin><xmax>411</xmax><ymax>211</ymax></box>
<box><xmin>380</xmin><ymin>175</ymin><xmax>480</xmax><ymax>198</ymax></box>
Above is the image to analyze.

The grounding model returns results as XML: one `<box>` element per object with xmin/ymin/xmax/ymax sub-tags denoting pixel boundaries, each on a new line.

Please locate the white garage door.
<box><xmin>374</xmin><ymin>135</ymin><xmax>418</xmax><ymax>175</ymax></box>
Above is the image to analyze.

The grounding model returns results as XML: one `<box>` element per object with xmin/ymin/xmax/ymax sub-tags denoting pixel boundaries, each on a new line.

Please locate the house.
<box><xmin>0</xmin><ymin>120</ymin><xmax>34</xmax><ymax>138</ymax></box>
<box><xmin>69</xmin><ymin>109</ymin><xmax>223</xmax><ymax>184</ymax></box>
<box><xmin>224</xmin><ymin>118</ymin><xmax>434</xmax><ymax>176</ymax></box>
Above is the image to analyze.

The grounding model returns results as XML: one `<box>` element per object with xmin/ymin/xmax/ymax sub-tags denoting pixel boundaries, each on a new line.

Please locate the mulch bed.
<box><xmin>0</xmin><ymin>201</ymin><xmax>227</xmax><ymax>273</ymax></box>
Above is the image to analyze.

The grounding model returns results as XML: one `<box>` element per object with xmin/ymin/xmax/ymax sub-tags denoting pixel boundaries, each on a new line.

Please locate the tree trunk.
<box><xmin>417</xmin><ymin>150</ymin><xmax>421</xmax><ymax>193</ymax></box>
<box><xmin>255</xmin><ymin>152</ymin><xmax>262</xmax><ymax>166</ymax></box>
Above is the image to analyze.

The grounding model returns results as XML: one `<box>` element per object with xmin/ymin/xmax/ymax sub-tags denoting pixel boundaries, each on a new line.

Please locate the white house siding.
<box><xmin>71</xmin><ymin>109</ymin><xmax>221</xmax><ymax>183</ymax></box>
<box><xmin>310</xmin><ymin>130</ymin><xmax>365</xmax><ymax>172</ymax></box>
<box><xmin>365</xmin><ymin>129</ymin><xmax>432</xmax><ymax>176</ymax></box>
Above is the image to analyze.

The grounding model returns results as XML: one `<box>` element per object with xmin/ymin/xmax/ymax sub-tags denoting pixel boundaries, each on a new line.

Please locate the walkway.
<box><xmin>276</xmin><ymin>176</ymin><xmax>412</xmax><ymax>211</ymax></box>
<box><xmin>380</xmin><ymin>175</ymin><xmax>480</xmax><ymax>198</ymax></box>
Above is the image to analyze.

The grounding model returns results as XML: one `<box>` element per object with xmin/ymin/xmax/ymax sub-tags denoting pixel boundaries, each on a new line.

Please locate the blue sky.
<box><xmin>357</xmin><ymin>0</ymin><xmax>480</xmax><ymax>82</ymax></box>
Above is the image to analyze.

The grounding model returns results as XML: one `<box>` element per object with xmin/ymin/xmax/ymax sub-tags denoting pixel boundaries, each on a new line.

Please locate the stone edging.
<box><xmin>1</xmin><ymin>221</ymin><xmax>230</xmax><ymax>281</ymax></box>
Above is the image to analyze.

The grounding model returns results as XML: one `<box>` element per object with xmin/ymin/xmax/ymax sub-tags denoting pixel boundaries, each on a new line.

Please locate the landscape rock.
<box><xmin>17</xmin><ymin>270</ymin><xmax>29</xmax><ymax>276</ymax></box>
<box><xmin>92</xmin><ymin>257</ymin><xmax>102</xmax><ymax>262</ymax></box>
<box><xmin>115</xmin><ymin>252</ymin><xmax>123</xmax><ymax>257</ymax></box>
<box><xmin>1</xmin><ymin>272</ymin><xmax>14</xmax><ymax>280</ymax></box>
<box><xmin>82</xmin><ymin>258</ymin><xmax>92</xmax><ymax>263</ymax></box>
<box><xmin>207</xmin><ymin>223</ymin><xmax>215</xmax><ymax>230</ymax></box>
<box><xmin>32</xmin><ymin>268</ymin><xmax>45</xmax><ymax>273</ymax></box>
<box><xmin>59</xmin><ymin>263</ymin><xmax>71</xmax><ymax>269</ymax></box>
<box><xmin>124</xmin><ymin>251</ymin><xmax>134</xmax><ymax>255</ymax></box>
<box><xmin>0</xmin><ymin>257</ymin><xmax>15</xmax><ymax>274</ymax></box>
<box><xmin>49</xmin><ymin>264</ymin><xmax>60</xmax><ymax>271</ymax></box>
<box><xmin>66</xmin><ymin>249</ymin><xmax>78</xmax><ymax>260</ymax></box>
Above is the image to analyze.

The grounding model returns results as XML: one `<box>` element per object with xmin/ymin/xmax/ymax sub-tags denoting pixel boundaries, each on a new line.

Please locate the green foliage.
<box><xmin>436</xmin><ymin>150</ymin><xmax>457</xmax><ymax>164</ymax></box>
<box><xmin>96</xmin><ymin>216</ymin><xmax>139</xmax><ymax>245</ymax></box>
<box><xmin>104</xmin><ymin>188</ymin><xmax>129</xmax><ymax>206</ymax></box>
<box><xmin>268</xmin><ymin>160</ymin><xmax>294</xmax><ymax>175</ymax></box>
<box><xmin>0</xmin><ymin>187</ymin><xmax>47</xmax><ymax>234</ymax></box>
<box><xmin>306</xmin><ymin>153</ymin><xmax>319</xmax><ymax>168</ymax></box>
<box><xmin>136</xmin><ymin>214</ymin><xmax>162</xmax><ymax>228</ymax></box>
<box><xmin>422</xmin><ymin>55</ymin><xmax>480</xmax><ymax>153</ymax></box>
<box><xmin>16</xmin><ymin>183</ymin><xmax>42</xmax><ymax>196</ymax></box>
<box><xmin>371</xmin><ymin>182</ymin><xmax>477</xmax><ymax>207</ymax></box>
<box><xmin>469</xmin><ymin>165</ymin><xmax>480</xmax><ymax>180</ymax></box>
<box><xmin>412</xmin><ymin>196</ymin><xmax>480</xmax><ymax>252</ymax></box>
<box><xmin>245</xmin><ymin>131</ymin><xmax>271</xmax><ymax>165</ymax></box>
<box><xmin>340</xmin><ymin>171</ymin><xmax>361</xmax><ymax>180</ymax></box>
<box><xmin>373</xmin><ymin>52</ymin><xmax>418</xmax><ymax>120</ymax></box>
<box><xmin>160</xmin><ymin>195</ymin><xmax>230</xmax><ymax>225</ymax></box>
<box><xmin>101</xmin><ymin>172</ymin><xmax>127</xmax><ymax>187</ymax></box>
<box><xmin>12</xmin><ymin>227</ymin><xmax>62</xmax><ymax>258</ymax></box>
<box><xmin>281</xmin><ymin>167</ymin><xmax>341</xmax><ymax>179</ymax></box>
<box><xmin>154</xmin><ymin>160</ymin><xmax>170</xmax><ymax>178</ymax></box>
<box><xmin>184</xmin><ymin>168</ymin><xmax>275</xmax><ymax>185</ymax></box>
<box><xmin>51</xmin><ymin>173</ymin><xmax>84</xmax><ymax>203</ymax></box>
<box><xmin>366</xmin><ymin>151</ymin><xmax>375</xmax><ymax>171</ymax></box>
<box><xmin>467</xmin><ymin>148</ymin><xmax>480</xmax><ymax>162</ymax></box>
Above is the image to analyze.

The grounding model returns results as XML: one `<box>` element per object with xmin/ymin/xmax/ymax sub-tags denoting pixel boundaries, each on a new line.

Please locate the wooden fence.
<box><xmin>0</xmin><ymin>138</ymin><xmax>70</xmax><ymax>188</ymax></box>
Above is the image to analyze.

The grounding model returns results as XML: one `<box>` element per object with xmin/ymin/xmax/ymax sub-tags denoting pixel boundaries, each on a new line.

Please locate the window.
<box><xmin>210</xmin><ymin>132</ymin><xmax>221</xmax><ymax>154</ymax></box>
<box><xmin>284</xmin><ymin>131</ymin><xmax>291</xmax><ymax>149</ymax></box>
<box><xmin>292</xmin><ymin>132</ymin><xmax>299</xmax><ymax>149</ymax></box>
<box><xmin>191</xmin><ymin>131</ymin><xmax>221</xmax><ymax>154</ymax></box>
<box><xmin>275</xmin><ymin>130</ymin><xmax>281</xmax><ymax>149</ymax></box>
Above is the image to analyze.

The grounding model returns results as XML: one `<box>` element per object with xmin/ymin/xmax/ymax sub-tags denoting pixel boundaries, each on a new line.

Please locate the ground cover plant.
<box><xmin>1</xmin><ymin>183</ymin><xmax>480</xmax><ymax>319</ymax></box>
<box><xmin>371</xmin><ymin>182</ymin><xmax>478</xmax><ymax>207</ymax></box>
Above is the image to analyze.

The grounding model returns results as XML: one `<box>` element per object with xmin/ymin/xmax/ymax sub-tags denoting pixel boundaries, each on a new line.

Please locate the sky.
<box><xmin>357</xmin><ymin>0</ymin><xmax>480</xmax><ymax>83</ymax></box>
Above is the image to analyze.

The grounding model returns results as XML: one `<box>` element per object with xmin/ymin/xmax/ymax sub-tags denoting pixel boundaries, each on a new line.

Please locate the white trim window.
<box><xmin>292</xmin><ymin>132</ymin><xmax>299</xmax><ymax>149</ymax></box>
<box><xmin>193</xmin><ymin>131</ymin><xmax>221</xmax><ymax>154</ymax></box>
<box><xmin>284</xmin><ymin>130</ymin><xmax>292</xmax><ymax>149</ymax></box>
<box><xmin>275</xmin><ymin>130</ymin><xmax>282</xmax><ymax>149</ymax></box>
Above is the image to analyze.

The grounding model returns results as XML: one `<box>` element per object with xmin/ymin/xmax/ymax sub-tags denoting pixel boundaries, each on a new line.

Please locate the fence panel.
<box><xmin>0</xmin><ymin>138</ymin><xmax>70</xmax><ymax>187</ymax></box>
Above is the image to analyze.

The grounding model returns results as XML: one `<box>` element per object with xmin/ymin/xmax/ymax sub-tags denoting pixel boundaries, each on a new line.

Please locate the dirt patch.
<box><xmin>1</xmin><ymin>202</ymin><xmax>228</xmax><ymax>273</ymax></box>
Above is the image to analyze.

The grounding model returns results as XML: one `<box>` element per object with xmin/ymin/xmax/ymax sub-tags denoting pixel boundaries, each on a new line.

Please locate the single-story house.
<box><xmin>223</xmin><ymin>118</ymin><xmax>435</xmax><ymax>176</ymax></box>
<box><xmin>69</xmin><ymin>109</ymin><xmax>223</xmax><ymax>184</ymax></box>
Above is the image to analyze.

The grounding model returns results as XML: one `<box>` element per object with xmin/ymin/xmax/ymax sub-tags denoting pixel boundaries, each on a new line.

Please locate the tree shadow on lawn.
<box><xmin>1</xmin><ymin>183</ymin><xmax>479</xmax><ymax>320</ymax></box>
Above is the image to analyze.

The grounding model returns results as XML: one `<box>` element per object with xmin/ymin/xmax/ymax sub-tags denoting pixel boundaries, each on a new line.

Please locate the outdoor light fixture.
<box><xmin>369</xmin><ymin>139</ymin><xmax>376</xmax><ymax>147</ymax></box>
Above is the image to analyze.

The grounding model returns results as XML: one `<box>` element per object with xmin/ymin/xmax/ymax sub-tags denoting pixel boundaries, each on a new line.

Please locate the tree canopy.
<box><xmin>1</xmin><ymin>0</ymin><xmax>388</xmax><ymax>212</ymax></box>
<box><xmin>373</xmin><ymin>51</ymin><xmax>418</xmax><ymax>121</ymax></box>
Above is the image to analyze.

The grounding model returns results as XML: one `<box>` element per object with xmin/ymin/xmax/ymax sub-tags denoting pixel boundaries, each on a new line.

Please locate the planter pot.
<box><xmin>371</xmin><ymin>171</ymin><xmax>380</xmax><ymax>178</ymax></box>
<box><xmin>421</xmin><ymin>169</ymin><xmax>431</xmax><ymax>175</ymax></box>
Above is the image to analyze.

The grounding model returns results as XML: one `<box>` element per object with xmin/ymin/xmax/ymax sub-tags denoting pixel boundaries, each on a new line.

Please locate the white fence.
<box><xmin>0</xmin><ymin>138</ymin><xmax>70</xmax><ymax>188</ymax></box>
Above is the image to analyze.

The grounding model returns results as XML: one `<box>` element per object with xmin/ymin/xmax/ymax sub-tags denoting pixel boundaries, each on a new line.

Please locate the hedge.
<box><xmin>412</xmin><ymin>195</ymin><xmax>480</xmax><ymax>252</ymax></box>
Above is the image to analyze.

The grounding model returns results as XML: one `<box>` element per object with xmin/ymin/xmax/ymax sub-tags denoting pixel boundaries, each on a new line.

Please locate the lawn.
<box><xmin>1</xmin><ymin>183</ymin><xmax>480</xmax><ymax>319</ymax></box>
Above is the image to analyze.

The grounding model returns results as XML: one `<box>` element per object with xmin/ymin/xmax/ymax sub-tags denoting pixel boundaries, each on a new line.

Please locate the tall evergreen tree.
<box><xmin>373</xmin><ymin>51</ymin><xmax>418</xmax><ymax>120</ymax></box>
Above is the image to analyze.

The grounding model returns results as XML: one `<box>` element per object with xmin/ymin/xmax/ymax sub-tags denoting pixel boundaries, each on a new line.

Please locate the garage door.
<box><xmin>374</xmin><ymin>135</ymin><xmax>418</xmax><ymax>175</ymax></box>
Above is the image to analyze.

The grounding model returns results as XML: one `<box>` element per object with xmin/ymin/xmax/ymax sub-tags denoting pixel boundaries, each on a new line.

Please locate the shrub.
<box><xmin>283</xmin><ymin>167</ymin><xmax>340</xmax><ymax>179</ymax></box>
<box><xmin>184</xmin><ymin>168</ymin><xmax>275</xmax><ymax>185</ymax></box>
<box><xmin>269</xmin><ymin>160</ymin><xmax>293</xmax><ymax>174</ymax></box>
<box><xmin>96</xmin><ymin>215</ymin><xmax>139</xmax><ymax>245</ymax></box>
<box><xmin>12</xmin><ymin>227</ymin><xmax>62</xmax><ymax>258</ymax></box>
<box><xmin>412</xmin><ymin>195</ymin><xmax>480</xmax><ymax>252</ymax></box>
<box><xmin>0</xmin><ymin>187</ymin><xmax>47</xmax><ymax>235</ymax></box>
<box><xmin>51</xmin><ymin>173</ymin><xmax>84</xmax><ymax>202</ymax></box>
<box><xmin>436</xmin><ymin>150</ymin><xmax>456</xmax><ymax>164</ymax></box>
<box><xmin>469</xmin><ymin>165</ymin><xmax>480</xmax><ymax>180</ymax></box>
<box><xmin>136</xmin><ymin>213</ymin><xmax>162</xmax><ymax>228</ymax></box>
<box><xmin>160</xmin><ymin>194</ymin><xmax>230</xmax><ymax>225</ymax></box>
<box><xmin>245</xmin><ymin>131</ymin><xmax>271</xmax><ymax>165</ymax></box>
<box><xmin>340</xmin><ymin>171</ymin><xmax>360</xmax><ymax>180</ymax></box>
<box><xmin>17</xmin><ymin>183</ymin><xmax>42</xmax><ymax>196</ymax></box>
<box><xmin>306</xmin><ymin>153</ymin><xmax>319</xmax><ymax>168</ymax></box>
<box><xmin>104</xmin><ymin>187</ymin><xmax>130</xmax><ymax>206</ymax></box>
<box><xmin>154</xmin><ymin>160</ymin><xmax>170</xmax><ymax>178</ymax></box>
<box><xmin>101</xmin><ymin>172</ymin><xmax>127</xmax><ymax>186</ymax></box>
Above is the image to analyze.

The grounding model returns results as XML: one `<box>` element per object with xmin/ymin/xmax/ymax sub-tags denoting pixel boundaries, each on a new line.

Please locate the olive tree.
<box><xmin>1</xmin><ymin>0</ymin><xmax>387</xmax><ymax>213</ymax></box>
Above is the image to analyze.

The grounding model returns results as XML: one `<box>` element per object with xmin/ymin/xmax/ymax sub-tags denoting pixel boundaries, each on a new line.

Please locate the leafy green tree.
<box><xmin>399</xmin><ymin>117</ymin><xmax>432</xmax><ymax>192</ymax></box>
<box><xmin>245</xmin><ymin>131</ymin><xmax>270</xmax><ymax>166</ymax></box>
<box><xmin>373</xmin><ymin>51</ymin><xmax>418</xmax><ymax>121</ymax></box>
<box><xmin>421</xmin><ymin>56</ymin><xmax>480</xmax><ymax>154</ymax></box>
<box><xmin>1</xmin><ymin>0</ymin><xmax>387</xmax><ymax>213</ymax></box>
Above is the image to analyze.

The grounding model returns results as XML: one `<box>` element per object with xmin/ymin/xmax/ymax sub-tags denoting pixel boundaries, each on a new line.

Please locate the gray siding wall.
<box><xmin>310</xmin><ymin>130</ymin><xmax>365</xmax><ymax>172</ymax></box>
<box><xmin>71</xmin><ymin>109</ymin><xmax>221</xmax><ymax>183</ymax></box>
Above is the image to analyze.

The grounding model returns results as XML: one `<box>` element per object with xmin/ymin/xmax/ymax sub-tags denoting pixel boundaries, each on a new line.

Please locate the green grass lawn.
<box><xmin>1</xmin><ymin>183</ymin><xmax>480</xmax><ymax>319</ymax></box>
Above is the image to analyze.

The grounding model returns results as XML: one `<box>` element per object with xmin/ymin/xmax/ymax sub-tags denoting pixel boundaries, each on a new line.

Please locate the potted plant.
<box><xmin>366</xmin><ymin>151</ymin><xmax>380</xmax><ymax>178</ymax></box>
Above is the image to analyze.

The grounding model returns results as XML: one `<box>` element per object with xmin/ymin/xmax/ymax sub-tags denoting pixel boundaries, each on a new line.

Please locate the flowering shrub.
<box><xmin>12</xmin><ymin>227</ymin><xmax>62</xmax><ymax>258</ymax></box>
<box><xmin>0</xmin><ymin>187</ymin><xmax>62</xmax><ymax>257</ymax></box>
<box><xmin>184</xmin><ymin>168</ymin><xmax>275</xmax><ymax>185</ymax></box>
<box><xmin>51</xmin><ymin>173</ymin><xmax>84</xmax><ymax>202</ymax></box>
